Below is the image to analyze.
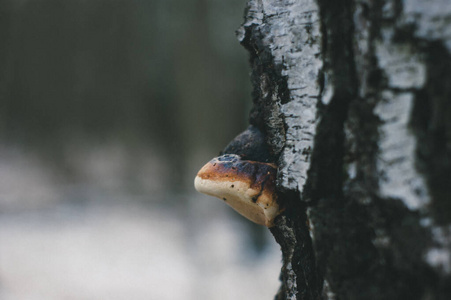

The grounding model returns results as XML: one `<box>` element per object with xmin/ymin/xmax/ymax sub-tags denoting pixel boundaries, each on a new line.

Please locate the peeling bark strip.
<box><xmin>237</xmin><ymin>0</ymin><xmax>323</xmax><ymax>299</ymax></box>
<box><xmin>238</xmin><ymin>0</ymin><xmax>451</xmax><ymax>299</ymax></box>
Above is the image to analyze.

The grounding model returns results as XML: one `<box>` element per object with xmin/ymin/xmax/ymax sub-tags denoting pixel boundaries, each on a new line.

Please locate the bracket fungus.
<box><xmin>194</xmin><ymin>154</ymin><xmax>282</xmax><ymax>227</ymax></box>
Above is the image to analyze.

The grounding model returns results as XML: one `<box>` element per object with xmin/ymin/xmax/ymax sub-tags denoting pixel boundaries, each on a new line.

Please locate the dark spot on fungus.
<box><xmin>252</xmin><ymin>196</ymin><xmax>258</xmax><ymax>203</ymax></box>
<box><xmin>231</xmin><ymin>185</ymin><xmax>234</xmax><ymax>188</ymax></box>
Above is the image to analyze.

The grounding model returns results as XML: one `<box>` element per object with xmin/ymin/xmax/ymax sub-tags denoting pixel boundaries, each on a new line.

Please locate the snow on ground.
<box><xmin>0</xmin><ymin>201</ymin><xmax>281</xmax><ymax>300</ymax></box>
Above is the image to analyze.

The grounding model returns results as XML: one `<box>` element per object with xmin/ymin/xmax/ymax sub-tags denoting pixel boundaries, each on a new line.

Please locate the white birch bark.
<box><xmin>238</xmin><ymin>0</ymin><xmax>451</xmax><ymax>298</ymax></box>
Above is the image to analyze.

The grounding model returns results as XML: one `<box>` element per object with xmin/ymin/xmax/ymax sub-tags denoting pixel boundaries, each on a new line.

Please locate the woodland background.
<box><xmin>0</xmin><ymin>1</ymin><xmax>281</xmax><ymax>299</ymax></box>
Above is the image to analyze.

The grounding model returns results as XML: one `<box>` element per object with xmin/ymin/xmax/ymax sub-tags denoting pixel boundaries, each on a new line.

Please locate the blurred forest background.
<box><xmin>0</xmin><ymin>1</ymin><xmax>280</xmax><ymax>299</ymax></box>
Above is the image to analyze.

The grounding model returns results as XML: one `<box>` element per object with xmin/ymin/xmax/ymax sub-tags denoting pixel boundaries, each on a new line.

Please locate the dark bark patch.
<box><xmin>412</xmin><ymin>41</ymin><xmax>451</xmax><ymax>226</ymax></box>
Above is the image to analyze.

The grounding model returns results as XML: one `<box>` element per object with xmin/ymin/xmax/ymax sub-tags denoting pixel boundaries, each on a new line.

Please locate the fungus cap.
<box><xmin>194</xmin><ymin>154</ymin><xmax>281</xmax><ymax>227</ymax></box>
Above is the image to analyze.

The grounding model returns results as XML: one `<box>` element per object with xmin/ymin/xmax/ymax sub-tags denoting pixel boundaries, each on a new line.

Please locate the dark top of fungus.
<box><xmin>221</xmin><ymin>125</ymin><xmax>274</xmax><ymax>163</ymax></box>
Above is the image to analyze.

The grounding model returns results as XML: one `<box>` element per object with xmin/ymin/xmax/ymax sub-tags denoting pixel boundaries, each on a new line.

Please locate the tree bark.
<box><xmin>237</xmin><ymin>0</ymin><xmax>451</xmax><ymax>299</ymax></box>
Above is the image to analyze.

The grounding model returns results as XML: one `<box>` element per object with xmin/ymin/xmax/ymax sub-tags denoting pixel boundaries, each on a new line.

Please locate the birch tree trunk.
<box><xmin>237</xmin><ymin>0</ymin><xmax>451</xmax><ymax>299</ymax></box>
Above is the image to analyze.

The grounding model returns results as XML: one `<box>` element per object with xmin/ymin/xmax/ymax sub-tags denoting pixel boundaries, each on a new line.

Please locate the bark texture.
<box><xmin>237</xmin><ymin>0</ymin><xmax>451</xmax><ymax>299</ymax></box>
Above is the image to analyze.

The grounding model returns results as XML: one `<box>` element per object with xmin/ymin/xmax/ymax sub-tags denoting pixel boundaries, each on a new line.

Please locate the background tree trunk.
<box><xmin>238</xmin><ymin>0</ymin><xmax>451</xmax><ymax>298</ymax></box>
